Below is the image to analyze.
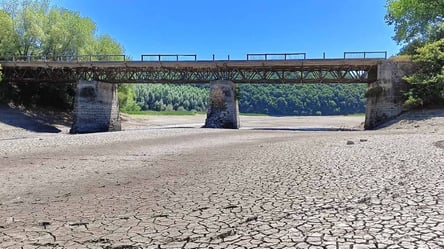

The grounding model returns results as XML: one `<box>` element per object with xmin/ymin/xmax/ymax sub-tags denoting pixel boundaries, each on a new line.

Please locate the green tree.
<box><xmin>0</xmin><ymin>0</ymin><xmax>128</xmax><ymax>110</ymax></box>
<box><xmin>386</xmin><ymin>0</ymin><xmax>444</xmax><ymax>107</ymax></box>
<box><xmin>0</xmin><ymin>10</ymin><xmax>17</xmax><ymax>55</ymax></box>
<box><xmin>385</xmin><ymin>0</ymin><xmax>444</xmax><ymax>54</ymax></box>
<box><xmin>118</xmin><ymin>84</ymin><xmax>140</xmax><ymax>113</ymax></box>
<box><xmin>404</xmin><ymin>39</ymin><xmax>444</xmax><ymax>108</ymax></box>
<box><xmin>43</xmin><ymin>8</ymin><xmax>97</xmax><ymax>58</ymax></box>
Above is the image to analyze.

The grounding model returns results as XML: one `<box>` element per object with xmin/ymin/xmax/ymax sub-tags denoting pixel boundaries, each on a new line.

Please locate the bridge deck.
<box><xmin>1</xmin><ymin>58</ymin><xmax>381</xmax><ymax>68</ymax></box>
<box><xmin>1</xmin><ymin>59</ymin><xmax>382</xmax><ymax>84</ymax></box>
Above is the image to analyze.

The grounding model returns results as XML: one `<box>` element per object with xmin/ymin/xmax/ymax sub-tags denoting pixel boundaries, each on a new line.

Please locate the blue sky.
<box><xmin>55</xmin><ymin>0</ymin><xmax>400</xmax><ymax>60</ymax></box>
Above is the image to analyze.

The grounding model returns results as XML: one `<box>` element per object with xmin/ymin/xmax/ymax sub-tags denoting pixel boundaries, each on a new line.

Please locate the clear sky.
<box><xmin>54</xmin><ymin>0</ymin><xmax>400</xmax><ymax>60</ymax></box>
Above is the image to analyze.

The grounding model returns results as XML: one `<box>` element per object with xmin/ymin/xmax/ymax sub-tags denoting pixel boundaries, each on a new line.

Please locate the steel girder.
<box><xmin>2</xmin><ymin>61</ymin><xmax>378</xmax><ymax>84</ymax></box>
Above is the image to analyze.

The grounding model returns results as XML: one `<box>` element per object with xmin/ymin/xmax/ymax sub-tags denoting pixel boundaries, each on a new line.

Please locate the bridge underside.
<box><xmin>2</xmin><ymin>59</ymin><xmax>378</xmax><ymax>84</ymax></box>
<box><xmin>1</xmin><ymin>59</ymin><xmax>413</xmax><ymax>133</ymax></box>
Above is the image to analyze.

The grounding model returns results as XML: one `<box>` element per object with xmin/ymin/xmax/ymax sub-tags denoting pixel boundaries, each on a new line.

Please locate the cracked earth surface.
<box><xmin>1</xmin><ymin>115</ymin><xmax>444</xmax><ymax>248</ymax></box>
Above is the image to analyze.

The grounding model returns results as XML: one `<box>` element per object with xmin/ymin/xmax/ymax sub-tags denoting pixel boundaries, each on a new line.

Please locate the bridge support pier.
<box><xmin>365</xmin><ymin>61</ymin><xmax>413</xmax><ymax>129</ymax></box>
<box><xmin>204</xmin><ymin>80</ymin><xmax>240</xmax><ymax>129</ymax></box>
<box><xmin>70</xmin><ymin>80</ymin><xmax>121</xmax><ymax>134</ymax></box>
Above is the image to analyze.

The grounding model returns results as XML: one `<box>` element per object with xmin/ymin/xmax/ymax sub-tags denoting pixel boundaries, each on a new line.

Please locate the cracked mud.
<box><xmin>1</xmin><ymin>115</ymin><xmax>444</xmax><ymax>248</ymax></box>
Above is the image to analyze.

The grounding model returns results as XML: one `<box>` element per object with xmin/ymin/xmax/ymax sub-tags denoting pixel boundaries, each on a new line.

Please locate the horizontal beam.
<box><xmin>1</xmin><ymin>59</ymin><xmax>380</xmax><ymax>84</ymax></box>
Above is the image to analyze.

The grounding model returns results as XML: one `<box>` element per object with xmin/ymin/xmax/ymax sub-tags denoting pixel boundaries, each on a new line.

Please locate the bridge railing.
<box><xmin>0</xmin><ymin>54</ymin><xmax>128</xmax><ymax>62</ymax></box>
<box><xmin>246</xmin><ymin>53</ymin><xmax>307</xmax><ymax>61</ymax></box>
<box><xmin>141</xmin><ymin>54</ymin><xmax>198</xmax><ymax>62</ymax></box>
<box><xmin>0</xmin><ymin>51</ymin><xmax>388</xmax><ymax>63</ymax></box>
<box><xmin>343</xmin><ymin>51</ymin><xmax>387</xmax><ymax>59</ymax></box>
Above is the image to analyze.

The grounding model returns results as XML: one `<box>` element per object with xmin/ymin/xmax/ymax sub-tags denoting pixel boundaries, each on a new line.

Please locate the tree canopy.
<box><xmin>386</xmin><ymin>0</ymin><xmax>444</xmax><ymax>108</ymax></box>
<box><xmin>404</xmin><ymin>39</ymin><xmax>444</xmax><ymax>108</ymax></box>
<box><xmin>132</xmin><ymin>84</ymin><xmax>366</xmax><ymax>116</ymax></box>
<box><xmin>0</xmin><ymin>0</ymin><xmax>123</xmax><ymax>57</ymax></box>
<box><xmin>0</xmin><ymin>0</ymin><xmax>134</xmax><ymax>109</ymax></box>
<box><xmin>385</xmin><ymin>0</ymin><xmax>444</xmax><ymax>54</ymax></box>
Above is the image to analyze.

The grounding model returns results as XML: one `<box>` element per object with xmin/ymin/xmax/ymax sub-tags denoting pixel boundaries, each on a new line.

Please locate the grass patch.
<box><xmin>124</xmin><ymin>110</ymin><xmax>204</xmax><ymax>116</ymax></box>
<box><xmin>240</xmin><ymin>113</ymin><xmax>269</xmax><ymax>116</ymax></box>
<box><xmin>346</xmin><ymin>113</ymin><xmax>365</xmax><ymax>117</ymax></box>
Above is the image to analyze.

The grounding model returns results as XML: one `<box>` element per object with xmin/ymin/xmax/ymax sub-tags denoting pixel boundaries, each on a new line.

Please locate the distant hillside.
<box><xmin>133</xmin><ymin>84</ymin><xmax>367</xmax><ymax>116</ymax></box>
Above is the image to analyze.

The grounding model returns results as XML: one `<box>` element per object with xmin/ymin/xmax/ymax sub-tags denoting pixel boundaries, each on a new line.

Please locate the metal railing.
<box><xmin>247</xmin><ymin>52</ymin><xmax>307</xmax><ymax>61</ymax></box>
<box><xmin>343</xmin><ymin>51</ymin><xmax>387</xmax><ymax>59</ymax></box>
<box><xmin>0</xmin><ymin>51</ymin><xmax>388</xmax><ymax>63</ymax></box>
<box><xmin>0</xmin><ymin>54</ymin><xmax>128</xmax><ymax>62</ymax></box>
<box><xmin>141</xmin><ymin>54</ymin><xmax>197</xmax><ymax>62</ymax></box>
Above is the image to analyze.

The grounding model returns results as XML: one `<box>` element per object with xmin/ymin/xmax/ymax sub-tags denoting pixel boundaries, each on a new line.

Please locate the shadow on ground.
<box><xmin>0</xmin><ymin>105</ymin><xmax>62</xmax><ymax>133</ymax></box>
<box><xmin>377</xmin><ymin>109</ymin><xmax>444</xmax><ymax>129</ymax></box>
<box><xmin>252</xmin><ymin>127</ymin><xmax>361</xmax><ymax>132</ymax></box>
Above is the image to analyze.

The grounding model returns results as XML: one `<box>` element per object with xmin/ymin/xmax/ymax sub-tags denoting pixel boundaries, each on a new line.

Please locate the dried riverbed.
<box><xmin>1</xmin><ymin>108</ymin><xmax>444</xmax><ymax>248</ymax></box>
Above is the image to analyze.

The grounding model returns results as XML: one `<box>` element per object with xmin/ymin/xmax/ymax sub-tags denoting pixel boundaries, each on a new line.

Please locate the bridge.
<box><xmin>0</xmin><ymin>52</ymin><xmax>413</xmax><ymax>133</ymax></box>
<box><xmin>1</xmin><ymin>58</ymin><xmax>379</xmax><ymax>84</ymax></box>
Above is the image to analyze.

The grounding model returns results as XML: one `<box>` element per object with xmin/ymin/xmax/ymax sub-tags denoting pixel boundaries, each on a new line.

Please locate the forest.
<box><xmin>132</xmin><ymin>84</ymin><xmax>367</xmax><ymax>116</ymax></box>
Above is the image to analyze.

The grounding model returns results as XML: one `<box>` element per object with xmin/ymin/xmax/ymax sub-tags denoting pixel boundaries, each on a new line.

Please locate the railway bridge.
<box><xmin>0</xmin><ymin>52</ymin><xmax>413</xmax><ymax>133</ymax></box>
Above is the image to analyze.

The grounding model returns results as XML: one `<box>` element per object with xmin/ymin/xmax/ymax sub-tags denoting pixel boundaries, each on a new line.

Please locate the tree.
<box><xmin>0</xmin><ymin>0</ymin><xmax>128</xmax><ymax>110</ymax></box>
<box><xmin>118</xmin><ymin>84</ymin><xmax>140</xmax><ymax>113</ymax></box>
<box><xmin>386</xmin><ymin>0</ymin><xmax>444</xmax><ymax>108</ymax></box>
<box><xmin>404</xmin><ymin>39</ymin><xmax>444</xmax><ymax>108</ymax></box>
<box><xmin>0</xmin><ymin>10</ymin><xmax>17</xmax><ymax>55</ymax></box>
<box><xmin>385</xmin><ymin>0</ymin><xmax>444</xmax><ymax>53</ymax></box>
<box><xmin>43</xmin><ymin>8</ymin><xmax>97</xmax><ymax>58</ymax></box>
<box><xmin>0</xmin><ymin>0</ymin><xmax>51</xmax><ymax>57</ymax></box>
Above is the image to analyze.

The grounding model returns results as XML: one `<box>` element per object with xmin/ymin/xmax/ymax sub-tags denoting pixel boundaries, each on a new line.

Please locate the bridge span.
<box><xmin>1</xmin><ymin>59</ymin><xmax>380</xmax><ymax>84</ymax></box>
<box><xmin>0</xmin><ymin>53</ymin><xmax>413</xmax><ymax>133</ymax></box>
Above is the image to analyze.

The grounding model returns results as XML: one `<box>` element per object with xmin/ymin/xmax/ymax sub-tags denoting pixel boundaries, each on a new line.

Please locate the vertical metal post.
<box><xmin>228</xmin><ymin>55</ymin><xmax>230</xmax><ymax>61</ymax></box>
<box><xmin>158</xmin><ymin>55</ymin><xmax>161</xmax><ymax>61</ymax></box>
<box><xmin>364</xmin><ymin>52</ymin><xmax>366</xmax><ymax>59</ymax></box>
<box><xmin>265</xmin><ymin>54</ymin><xmax>268</xmax><ymax>61</ymax></box>
<box><xmin>213</xmin><ymin>54</ymin><xmax>215</xmax><ymax>61</ymax></box>
<box><xmin>323</xmin><ymin>52</ymin><xmax>326</xmax><ymax>59</ymax></box>
<box><xmin>284</xmin><ymin>54</ymin><xmax>287</xmax><ymax>61</ymax></box>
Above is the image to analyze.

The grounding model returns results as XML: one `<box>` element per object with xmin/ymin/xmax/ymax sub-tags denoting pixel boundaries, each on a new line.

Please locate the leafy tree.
<box><xmin>385</xmin><ymin>0</ymin><xmax>444</xmax><ymax>53</ymax></box>
<box><xmin>386</xmin><ymin>0</ymin><xmax>444</xmax><ymax>108</ymax></box>
<box><xmin>404</xmin><ymin>39</ymin><xmax>444</xmax><ymax>108</ymax></box>
<box><xmin>0</xmin><ymin>10</ymin><xmax>17</xmax><ymax>55</ymax></box>
<box><xmin>118</xmin><ymin>84</ymin><xmax>140</xmax><ymax>113</ymax></box>
<box><xmin>0</xmin><ymin>0</ymin><xmax>129</xmax><ymax>110</ymax></box>
<box><xmin>43</xmin><ymin>8</ymin><xmax>97</xmax><ymax>58</ymax></box>
<box><xmin>132</xmin><ymin>84</ymin><xmax>366</xmax><ymax>116</ymax></box>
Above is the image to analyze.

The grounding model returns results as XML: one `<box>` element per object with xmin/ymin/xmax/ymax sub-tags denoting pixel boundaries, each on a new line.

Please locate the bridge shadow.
<box><xmin>377</xmin><ymin>109</ymin><xmax>444</xmax><ymax>129</ymax></box>
<box><xmin>251</xmin><ymin>127</ymin><xmax>361</xmax><ymax>132</ymax></box>
<box><xmin>0</xmin><ymin>105</ymin><xmax>64</xmax><ymax>133</ymax></box>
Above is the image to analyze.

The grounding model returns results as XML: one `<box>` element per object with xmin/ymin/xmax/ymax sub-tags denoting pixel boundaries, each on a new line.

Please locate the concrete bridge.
<box><xmin>0</xmin><ymin>53</ymin><xmax>413</xmax><ymax>133</ymax></box>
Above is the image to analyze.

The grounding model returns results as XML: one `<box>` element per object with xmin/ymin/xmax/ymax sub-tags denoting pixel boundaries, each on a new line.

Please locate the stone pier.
<box><xmin>204</xmin><ymin>80</ymin><xmax>240</xmax><ymax>129</ymax></box>
<box><xmin>70</xmin><ymin>80</ymin><xmax>121</xmax><ymax>134</ymax></box>
<box><xmin>364</xmin><ymin>61</ymin><xmax>414</xmax><ymax>129</ymax></box>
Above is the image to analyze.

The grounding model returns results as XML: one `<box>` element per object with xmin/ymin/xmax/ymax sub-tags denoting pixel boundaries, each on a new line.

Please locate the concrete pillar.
<box><xmin>204</xmin><ymin>80</ymin><xmax>240</xmax><ymax>129</ymax></box>
<box><xmin>70</xmin><ymin>80</ymin><xmax>121</xmax><ymax>134</ymax></box>
<box><xmin>364</xmin><ymin>61</ymin><xmax>414</xmax><ymax>129</ymax></box>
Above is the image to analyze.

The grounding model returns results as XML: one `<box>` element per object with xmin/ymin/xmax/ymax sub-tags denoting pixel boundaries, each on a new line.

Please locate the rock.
<box><xmin>346</xmin><ymin>141</ymin><xmax>355</xmax><ymax>145</ymax></box>
<box><xmin>360</xmin><ymin>139</ymin><xmax>368</xmax><ymax>142</ymax></box>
